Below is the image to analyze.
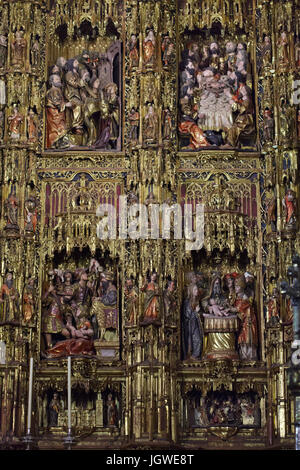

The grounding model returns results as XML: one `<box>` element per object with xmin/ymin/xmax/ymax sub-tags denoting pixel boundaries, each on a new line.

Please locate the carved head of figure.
<box><xmin>106</xmin><ymin>82</ymin><xmax>118</xmax><ymax>101</ymax></box>
<box><xmin>210</xmin><ymin>276</ymin><xmax>222</xmax><ymax>297</ymax></box>
<box><xmin>27</xmin><ymin>277</ymin><xmax>35</xmax><ymax>288</ymax></box>
<box><xmin>73</xmin><ymin>58</ymin><xmax>79</xmax><ymax>71</ymax></box>
<box><xmin>235</xmin><ymin>274</ymin><xmax>246</xmax><ymax>295</ymax></box>
<box><xmin>264</xmin><ymin>107</ymin><xmax>272</xmax><ymax>118</ymax></box>
<box><xmin>186</xmin><ymin>58</ymin><xmax>194</xmax><ymax>70</ymax></box>
<box><xmin>200</xmin><ymin>45</ymin><xmax>209</xmax><ymax>60</ymax></box>
<box><xmin>210</xmin><ymin>42</ymin><xmax>219</xmax><ymax>55</ymax></box>
<box><xmin>80</xmin><ymin>68</ymin><xmax>90</xmax><ymax>83</ymax></box>
<box><xmin>167</xmin><ymin>280</ymin><xmax>175</xmax><ymax>292</ymax></box>
<box><xmin>244</xmin><ymin>271</ymin><xmax>253</xmax><ymax>283</ymax></box>
<box><xmin>195</xmin><ymin>272</ymin><xmax>205</xmax><ymax>287</ymax></box>
<box><xmin>130</xmin><ymin>34</ymin><xmax>137</xmax><ymax>45</ymax></box>
<box><xmin>56</xmin><ymin>56</ymin><xmax>67</xmax><ymax>70</ymax></box>
<box><xmin>264</xmin><ymin>36</ymin><xmax>271</xmax><ymax>45</ymax></box>
<box><xmin>187</xmin><ymin>283</ymin><xmax>199</xmax><ymax>305</ymax></box>
<box><xmin>226</xmin><ymin>41</ymin><xmax>236</xmax><ymax>54</ymax></box>
<box><xmin>15</xmin><ymin>30</ymin><xmax>24</xmax><ymax>40</ymax></box>
<box><xmin>80</xmin><ymin>270</ymin><xmax>88</xmax><ymax>282</ymax></box>
<box><xmin>80</xmin><ymin>319</ymin><xmax>91</xmax><ymax>330</ymax></box>
<box><xmin>150</xmin><ymin>271</ymin><xmax>157</xmax><ymax>283</ymax></box>
<box><xmin>64</xmin><ymin>270</ymin><xmax>73</xmax><ymax>284</ymax></box>
<box><xmin>81</xmin><ymin>50</ymin><xmax>90</xmax><ymax>66</ymax></box>
<box><xmin>125</xmin><ymin>278</ymin><xmax>134</xmax><ymax>290</ymax></box>
<box><xmin>49</xmin><ymin>74</ymin><xmax>62</xmax><ymax>88</ymax></box>
<box><xmin>224</xmin><ymin>273</ymin><xmax>235</xmax><ymax>290</ymax></box>
<box><xmin>5</xmin><ymin>272</ymin><xmax>13</xmax><ymax>288</ymax></box>
<box><xmin>186</xmin><ymin>271</ymin><xmax>197</xmax><ymax>286</ymax></box>
<box><xmin>146</xmin><ymin>28</ymin><xmax>155</xmax><ymax>43</ymax></box>
<box><xmin>271</xmin><ymin>287</ymin><xmax>279</xmax><ymax>299</ymax></box>
<box><xmin>12</xmin><ymin>103</ymin><xmax>19</xmax><ymax>115</ymax></box>
<box><xmin>286</xmin><ymin>189</ymin><xmax>295</xmax><ymax>201</ymax></box>
<box><xmin>280</xmin><ymin>31</ymin><xmax>287</xmax><ymax>42</ymax></box>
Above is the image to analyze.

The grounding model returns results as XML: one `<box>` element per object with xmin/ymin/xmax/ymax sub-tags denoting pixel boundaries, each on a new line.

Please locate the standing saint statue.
<box><xmin>143</xmin><ymin>103</ymin><xmax>158</xmax><ymax>143</ymax></box>
<box><xmin>27</xmin><ymin>108</ymin><xmax>38</xmax><ymax>142</ymax></box>
<box><xmin>107</xmin><ymin>393</ymin><xmax>118</xmax><ymax>426</ymax></box>
<box><xmin>143</xmin><ymin>28</ymin><xmax>156</xmax><ymax>68</ymax></box>
<box><xmin>128</xmin><ymin>107</ymin><xmax>139</xmax><ymax>144</ymax></box>
<box><xmin>8</xmin><ymin>104</ymin><xmax>24</xmax><ymax>140</ymax></box>
<box><xmin>30</xmin><ymin>36</ymin><xmax>40</xmax><ymax>68</ymax></box>
<box><xmin>0</xmin><ymin>272</ymin><xmax>20</xmax><ymax>324</ymax></box>
<box><xmin>267</xmin><ymin>287</ymin><xmax>280</xmax><ymax>323</ymax></box>
<box><xmin>4</xmin><ymin>193</ymin><xmax>19</xmax><ymax>231</ymax></box>
<box><xmin>263</xmin><ymin>108</ymin><xmax>274</xmax><ymax>142</ymax></box>
<box><xmin>128</xmin><ymin>34</ymin><xmax>139</xmax><ymax>70</ymax></box>
<box><xmin>163</xmin><ymin>279</ymin><xmax>177</xmax><ymax>324</ymax></box>
<box><xmin>282</xmin><ymin>189</ymin><xmax>297</xmax><ymax>230</ymax></box>
<box><xmin>161</xmin><ymin>34</ymin><xmax>175</xmax><ymax>68</ymax></box>
<box><xmin>0</xmin><ymin>33</ymin><xmax>7</xmax><ymax>68</ymax></box>
<box><xmin>162</xmin><ymin>108</ymin><xmax>172</xmax><ymax>141</ymax></box>
<box><xmin>141</xmin><ymin>272</ymin><xmax>161</xmax><ymax>325</ymax></box>
<box><xmin>234</xmin><ymin>275</ymin><xmax>258</xmax><ymax>361</ymax></box>
<box><xmin>124</xmin><ymin>278</ymin><xmax>138</xmax><ymax>325</ymax></box>
<box><xmin>48</xmin><ymin>393</ymin><xmax>61</xmax><ymax>427</ymax></box>
<box><xmin>11</xmin><ymin>30</ymin><xmax>27</xmax><ymax>68</ymax></box>
<box><xmin>277</xmin><ymin>31</ymin><xmax>289</xmax><ymax>70</ymax></box>
<box><xmin>182</xmin><ymin>283</ymin><xmax>203</xmax><ymax>360</ymax></box>
<box><xmin>22</xmin><ymin>278</ymin><xmax>36</xmax><ymax>324</ymax></box>
<box><xmin>24</xmin><ymin>197</ymin><xmax>37</xmax><ymax>233</ymax></box>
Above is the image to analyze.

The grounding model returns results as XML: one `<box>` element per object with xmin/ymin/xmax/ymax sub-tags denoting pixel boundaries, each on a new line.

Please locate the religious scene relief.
<box><xmin>45</xmin><ymin>16</ymin><xmax>121</xmax><ymax>151</ymax></box>
<box><xmin>182</xmin><ymin>269</ymin><xmax>258</xmax><ymax>363</ymax></box>
<box><xmin>41</xmin><ymin>258</ymin><xmax>119</xmax><ymax>361</ymax></box>
<box><xmin>179</xmin><ymin>24</ymin><xmax>256</xmax><ymax>150</ymax></box>
<box><xmin>0</xmin><ymin>0</ymin><xmax>299</xmax><ymax>452</ymax></box>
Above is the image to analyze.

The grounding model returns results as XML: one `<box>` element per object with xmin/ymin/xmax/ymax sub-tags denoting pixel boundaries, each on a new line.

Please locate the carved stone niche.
<box><xmin>185</xmin><ymin>387</ymin><xmax>261</xmax><ymax>440</ymax></box>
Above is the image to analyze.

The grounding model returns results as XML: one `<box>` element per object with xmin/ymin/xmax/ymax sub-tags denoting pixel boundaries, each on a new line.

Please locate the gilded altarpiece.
<box><xmin>0</xmin><ymin>0</ymin><xmax>299</xmax><ymax>450</ymax></box>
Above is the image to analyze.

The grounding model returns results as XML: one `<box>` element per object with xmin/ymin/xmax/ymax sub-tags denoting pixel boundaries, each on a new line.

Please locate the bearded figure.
<box><xmin>46</xmin><ymin>74</ymin><xmax>72</xmax><ymax>149</ymax></box>
<box><xmin>0</xmin><ymin>272</ymin><xmax>20</xmax><ymax>324</ymax></box>
<box><xmin>234</xmin><ymin>275</ymin><xmax>258</xmax><ymax>361</ymax></box>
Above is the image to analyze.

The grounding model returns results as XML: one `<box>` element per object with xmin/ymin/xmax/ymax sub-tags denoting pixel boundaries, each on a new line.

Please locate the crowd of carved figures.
<box><xmin>0</xmin><ymin>257</ymin><xmax>294</xmax><ymax>364</ymax></box>
<box><xmin>0</xmin><ymin>0</ymin><xmax>299</xmax><ymax>449</ymax></box>
<box><xmin>188</xmin><ymin>390</ymin><xmax>260</xmax><ymax>428</ymax></box>
<box><xmin>182</xmin><ymin>271</ymin><xmax>258</xmax><ymax>361</ymax></box>
<box><xmin>46</xmin><ymin>45</ymin><xmax>121</xmax><ymax>150</ymax></box>
<box><xmin>40</xmin><ymin>259</ymin><xmax>118</xmax><ymax>358</ymax></box>
<box><xmin>179</xmin><ymin>37</ymin><xmax>255</xmax><ymax>150</ymax></box>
